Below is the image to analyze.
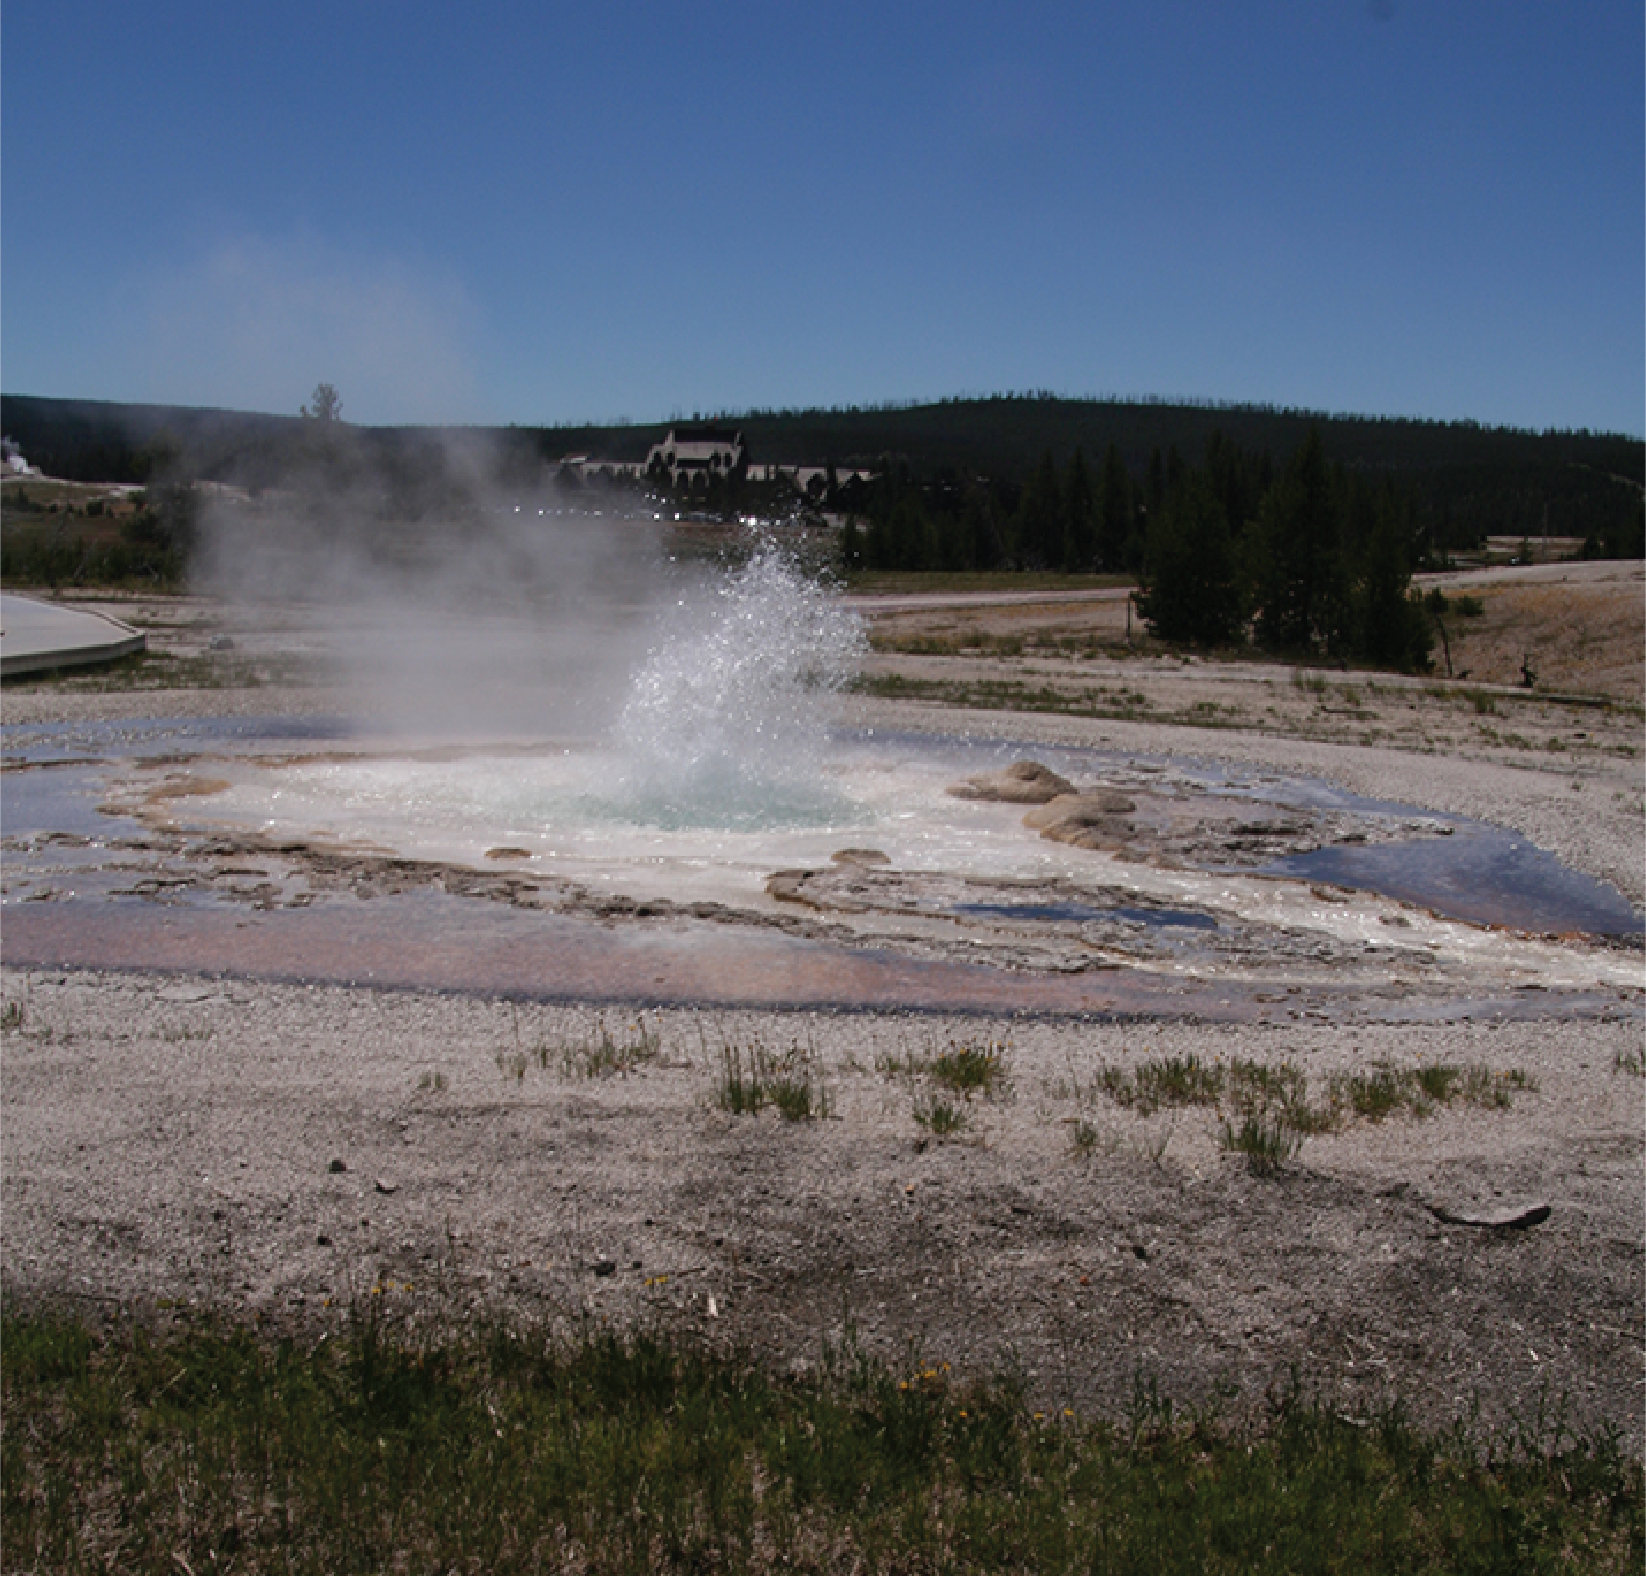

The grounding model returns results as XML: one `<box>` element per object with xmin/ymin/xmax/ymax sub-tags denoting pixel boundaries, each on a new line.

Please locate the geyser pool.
<box><xmin>6</xmin><ymin>547</ymin><xmax>1640</xmax><ymax>1008</ymax></box>
<box><xmin>205</xmin><ymin>543</ymin><xmax>900</xmax><ymax>897</ymax></box>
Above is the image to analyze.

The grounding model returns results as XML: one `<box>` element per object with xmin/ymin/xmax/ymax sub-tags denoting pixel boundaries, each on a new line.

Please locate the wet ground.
<box><xmin>3</xmin><ymin>714</ymin><xmax>1638</xmax><ymax>1024</ymax></box>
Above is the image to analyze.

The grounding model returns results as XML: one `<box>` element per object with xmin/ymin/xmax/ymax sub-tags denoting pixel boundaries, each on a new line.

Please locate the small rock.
<box><xmin>327</xmin><ymin>1158</ymin><xmax>347</xmax><ymax>1174</ymax></box>
<box><xmin>159</xmin><ymin>984</ymin><xmax>219</xmax><ymax>1004</ymax></box>
<box><xmin>374</xmin><ymin>1178</ymin><xmax>398</xmax><ymax>1195</ymax></box>
<box><xmin>1430</xmin><ymin>1200</ymin><xmax>1551</xmax><ymax>1230</ymax></box>
<box><xmin>592</xmin><ymin>1257</ymin><xmax>617</xmax><ymax>1277</ymax></box>
<box><xmin>831</xmin><ymin>848</ymin><xmax>891</xmax><ymax>866</ymax></box>
<box><xmin>947</xmin><ymin>760</ymin><xmax>1076</xmax><ymax>804</ymax></box>
<box><xmin>766</xmin><ymin>869</ymin><xmax>822</xmax><ymax>907</ymax></box>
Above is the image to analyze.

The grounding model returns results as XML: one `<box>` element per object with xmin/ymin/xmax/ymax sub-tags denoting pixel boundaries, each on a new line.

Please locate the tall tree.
<box><xmin>1136</xmin><ymin>471</ymin><xmax>1244</xmax><ymax>647</ymax></box>
<box><xmin>1097</xmin><ymin>444</ymin><xmax>1133</xmax><ymax>572</ymax></box>
<box><xmin>963</xmin><ymin>484</ymin><xmax>1006</xmax><ymax>571</ymax></box>
<box><xmin>1249</xmin><ymin>429</ymin><xmax>1345</xmax><ymax>653</ymax></box>
<box><xmin>1014</xmin><ymin>450</ymin><xmax>1065</xmax><ymax>569</ymax></box>
<box><xmin>1063</xmin><ymin>447</ymin><xmax>1098</xmax><ymax>570</ymax></box>
<box><xmin>300</xmin><ymin>383</ymin><xmax>343</xmax><ymax>422</ymax></box>
<box><xmin>1355</xmin><ymin>485</ymin><xmax>1432</xmax><ymax>671</ymax></box>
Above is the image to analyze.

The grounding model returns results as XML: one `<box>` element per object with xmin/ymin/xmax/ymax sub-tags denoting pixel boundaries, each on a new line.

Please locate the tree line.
<box><xmin>5</xmin><ymin>392</ymin><xmax>1639</xmax><ymax>559</ymax></box>
<box><xmin>3</xmin><ymin>392</ymin><xmax>1640</xmax><ymax>613</ymax></box>
<box><xmin>840</xmin><ymin>429</ymin><xmax>1458</xmax><ymax>671</ymax></box>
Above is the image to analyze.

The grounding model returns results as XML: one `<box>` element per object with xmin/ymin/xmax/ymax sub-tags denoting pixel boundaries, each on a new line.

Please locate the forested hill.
<box><xmin>738</xmin><ymin>398</ymin><xmax>1644</xmax><ymax>549</ymax></box>
<box><xmin>724</xmin><ymin>395</ymin><xmax>1644</xmax><ymax>489</ymax></box>
<box><xmin>4</xmin><ymin>391</ymin><xmax>1641</xmax><ymax>546</ymax></box>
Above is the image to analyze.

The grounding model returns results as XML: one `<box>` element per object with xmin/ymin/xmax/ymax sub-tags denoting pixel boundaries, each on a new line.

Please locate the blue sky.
<box><xmin>4</xmin><ymin>1</ymin><xmax>1642</xmax><ymax>434</ymax></box>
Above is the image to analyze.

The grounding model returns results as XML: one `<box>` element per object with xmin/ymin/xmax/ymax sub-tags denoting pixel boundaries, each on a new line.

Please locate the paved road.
<box><xmin>841</xmin><ymin>586</ymin><xmax>1131</xmax><ymax>614</ymax></box>
<box><xmin>0</xmin><ymin>593</ymin><xmax>146</xmax><ymax>677</ymax></box>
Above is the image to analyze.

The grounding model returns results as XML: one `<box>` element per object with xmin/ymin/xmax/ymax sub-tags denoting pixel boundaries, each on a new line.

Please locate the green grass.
<box><xmin>713</xmin><ymin>1038</ymin><xmax>831</xmax><ymax>1121</ymax></box>
<box><xmin>1087</xmin><ymin>1055</ymin><xmax>1535</xmax><ymax>1174</ymax></box>
<box><xmin>930</xmin><ymin>1041</ymin><xmax>1009</xmax><ymax>1098</ymax></box>
<box><xmin>1329</xmin><ymin>1062</ymin><xmax>1536</xmax><ymax>1123</ymax></box>
<box><xmin>1219</xmin><ymin>1112</ymin><xmax>1303</xmax><ymax>1175</ymax></box>
<box><xmin>885</xmin><ymin>1040</ymin><xmax>1010</xmax><ymax>1137</ymax></box>
<box><xmin>0</xmin><ymin>647</ymin><xmax>326</xmax><ymax>694</ymax></box>
<box><xmin>854</xmin><ymin>671</ymin><xmax>1280</xmax><ymax>733</ymax></box>
<box><xmin>1096</xmin><ymin>1052</ymin><xmax>1225</xmax><ymax>1115</ymax></box>
<box><xmin>3</xmin><ymin>1307</ymin><xmax>1638</xmax><ymax>1574</ymax></box>
<box><xmin>912</xmin><ymin>1093</ymin><xmax>969</xmax><ymax>1137</ymax></box>
<box><xmin>1070</xmin><ymin>1117</ymin><xmax>1102</xmax><ymax>1157</ymax></box>
<box><xmin>494</xmin><ymin>1018</ymin><xmax>664</xmax><ymax>1083</ymax></box>
<box><xmin>495</xmin><ymin>1046</ymin><xmax>529</xmax><ymax>1082</ymax></box>
<box><xmin>551</xmin><ymin>1017</ymin><xmax>662</xmax><ymax>1078</ymax></box>
<box><xmin>870</xmin><ymin>628</ymin><xmax>1144</xmax><ymax>659</ymax></box>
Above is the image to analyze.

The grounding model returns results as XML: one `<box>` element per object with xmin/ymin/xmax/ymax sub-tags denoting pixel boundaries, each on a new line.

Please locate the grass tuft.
<box><xmin>554</xmin><ymin>1017</ymin><xmax>662</xmax><ymax>1078</ymax></box>
<box><xmin>1219</xmin><ymin>1112</ymin><xmax>1303</xmax><ymax>1175</ymax></box>
<box><xmin>912</xmin><ymin>1094</ymin><xmax>969</xmax><ymax>1137</ymax></box>
<box><xmin>714</xmin><ymin>1037</ymin><xmax>831</xmax><ymax>1121</ymax></box>
<box><xmin>495</xmin><ymin>1047</ymin><xmax>529</xmax><ymax>1082</ymax></box>
<box><xmin>887</xmin><ymin>1039</ymin><xmax>1010</xmax><ymax>1138</ymax></box>
<box><xmin>930</xmin><ymin>1042</ymin><xmax>1009</xmax><ymax>1098</ymax></box>
<box><xmin>1328</xmin><ymin>1061</ymin><xmax>1536</xmax><ymax>1122</ymax></box>
<box><xmin>1087</xmin><ymin>1053</ymin><xmax>1535</xmax><ymax>1176</ymax></box>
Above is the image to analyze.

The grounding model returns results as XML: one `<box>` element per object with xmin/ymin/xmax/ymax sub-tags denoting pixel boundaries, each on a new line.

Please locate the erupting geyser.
<box><xmin>609</xmin><ymin>546</ymin><xmax>867</xmax><ymax>829</ymax></box>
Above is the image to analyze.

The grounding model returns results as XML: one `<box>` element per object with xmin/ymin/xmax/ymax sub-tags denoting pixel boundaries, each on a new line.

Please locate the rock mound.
<box><xmin>946</xmin><ymin>759</ymin><xmax>1075</xmax><ymax>804</ymax></box>
<box><xmin>1023</xmin><ymin>791</ymin><xmax>1139</xmax><ymax>850</ymax></box>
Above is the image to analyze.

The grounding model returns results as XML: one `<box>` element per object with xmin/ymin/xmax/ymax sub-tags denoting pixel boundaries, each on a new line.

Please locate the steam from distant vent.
<box><xmin>610</xmin><ymin>545</ymin><xmax>867</xmax><ymax>828</ymax></box>
<box><xmin>2</xmin><ymin>436</ymin><xmax>38</xmax><ymax>476</ymax></box>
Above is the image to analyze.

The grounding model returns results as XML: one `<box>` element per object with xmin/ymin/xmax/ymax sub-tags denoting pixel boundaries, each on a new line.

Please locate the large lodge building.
<box><xmin>560</xmin><ymin>425</ymin><xmax>871</xmax><ymax>498</ymax></box>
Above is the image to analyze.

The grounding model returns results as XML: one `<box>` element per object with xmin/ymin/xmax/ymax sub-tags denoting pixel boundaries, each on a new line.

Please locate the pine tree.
<box><xmin>1015</xmin><ymin>451</ymin><xmax>1064</xmax><ymax>569</ymax></box>
<box><xmin>838</xmin><ymin>515</ymin><xmax>864</xmax><ymax>574</ymax></box>
<box><xmin>1063</xmin><ymin>447</ymin><xmax>1098</xmax><ymax>570</ymax></box>
<box><xmin>300</xmin><ymin>383</ymin><xmax>343</xmax><ymax>422</ymax></box>
<box><xmin>1355</xmin><ymin>486</ymin><xmax>1432</xmax><ymax>671</ymax></box>
<box><xmin>1249</xmin><ymin>429</ymin><xmax>1344</xmax><ymax>653</ymax></box>
<box><xmin>1097</xmin><ymin>444</ymin><xmax>1133</xmax><ymax>572</ymax></box>
<box><xmin>1136</xmin><ymin>471</ymin><xmax>1244</xmax><ymax>647</ymax></box>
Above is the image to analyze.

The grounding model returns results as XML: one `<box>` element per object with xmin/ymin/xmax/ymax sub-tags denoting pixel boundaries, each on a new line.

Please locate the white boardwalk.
<box><xmin>0</xmin><ymin>593</ymin><xmax>146</xmax><ymax>677</ymax></box>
